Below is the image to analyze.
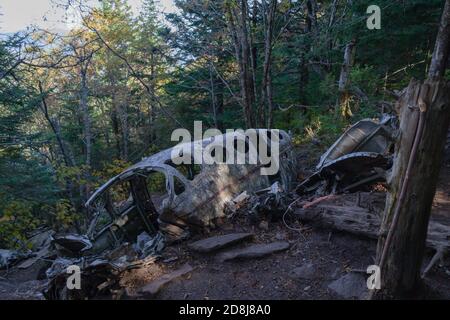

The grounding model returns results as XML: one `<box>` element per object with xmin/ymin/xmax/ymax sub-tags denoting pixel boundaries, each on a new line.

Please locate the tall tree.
<box><xmin>372</xmin><ymin>0</ymin><xmax>450</xmax><ymax>299</ymax></box>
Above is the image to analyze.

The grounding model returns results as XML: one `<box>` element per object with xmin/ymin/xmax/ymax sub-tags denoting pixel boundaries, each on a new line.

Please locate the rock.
<box><xmin>328</xmin><ymin>273</ymin><xmax>368</xmax><ymax>299</ymax></box>
<box><xmin>291</xmin><ymin>263</ymin><xmax>316</xmax><ymax>280</ymax></box>
<box><xmin>139</xmin><ymin>263</ymin><xmax>194</xmax><ymax>297</ymax></box>
<box><xmin>218</xmin><ymin>241</ymin><xmax>290</xmax><ymax>262</ymax></box>
<box><xmin>17</xmin><ymin>246</ymin><xmax>50</xmax><ymax>269</ymax></box>
<box><xmin>258</xmin><ymin>221</ymin><xmax>269</xmax><ymax>231</ymax></box>
<box><xmin>188</xmin><ymin>233</ymin><xmax>254</xmax><ymax>253</ymax></box>
<box><xmin>0</xmin><ymin>249</ymin><xmax>31</xmax><ymax>269</ymax></box>
<box><xmin>13</xmin><ymin>280</ymin><xmax>47</xmax><ymax>300</ymax></box>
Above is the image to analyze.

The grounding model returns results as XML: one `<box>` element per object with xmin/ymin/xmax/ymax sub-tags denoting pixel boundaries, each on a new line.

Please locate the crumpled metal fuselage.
<box><xmin>297</xmin><ymin>115</ymin><xmax>397</xmax><ymax>195</ymax></box>
<box><xmin>79</xmin><ymin>129</ymin><xmax>296</xmax><ymax>253</ymax></box>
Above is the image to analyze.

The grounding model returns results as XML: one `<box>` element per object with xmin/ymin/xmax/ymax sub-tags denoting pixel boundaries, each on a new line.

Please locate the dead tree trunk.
<box><xmin>372</xmin><ymin>0</ymin><xmax>450</xmax><ymax>299</ymax></box>
<box><xmin>38</xmin><ymin>82</ymin><xmax>72</xmax><ymax>168</ymax></box>
<box><xmin>338</xmin><ymin>39</ymin><xmax>356</xmax><ymax>118</ymax></box>
<box><xmin>260</xmin><ymin>0</ymin><xmax>277</xmax><ymax>128</ymax></box>
<box><xmin>79</xmin><ymin>66</ymin><xmax>91</xmax><ymax>170</ymax></box>
<box><xmin>297</xmin><ymin>0</ymin><xmax>317</xmax><ymax>109</ymax></box>
<box><xmin>209</xmin><ymin>63</ymin><xmax>218</xmax><ymax>129</ymax></box>
<box><xmin>429</xmin><ymin>0</ymin><xmax>450</xmax><ymax>80</ymax></box>
<box><xmin>372</xmin><ymin>79</ymin><xmax>450</xmax><ymax>299</ymax></box>
<box><xmin>226</xmin><ymin>1</ymin><xmax>256</xmax><ymax>128</ymax></box>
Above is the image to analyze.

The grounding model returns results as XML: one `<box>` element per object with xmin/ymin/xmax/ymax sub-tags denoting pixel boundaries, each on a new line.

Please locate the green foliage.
<box><xmin>350</xmin><ymin>65</ymin><xmax>380</xmax><ymax>97</ymax></box>
<box><xmin>54</xmin><ymin>199</ymin><xmax>78</xmax><ymax>230</ymax></box>
<box><xmin>146</xmin><ymin>171</ymin><xmax>166</xmax><ymax>193</ymax></box>
<box><xmin>0</xmin><ymin>201</ymin><xmax>39</xmax><ymax>249</ymax></box>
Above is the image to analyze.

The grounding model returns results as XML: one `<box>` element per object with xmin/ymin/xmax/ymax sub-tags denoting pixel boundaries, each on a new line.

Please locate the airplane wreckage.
<box><xmin>2</xmin><ymin>117</ymin><xmax>449</xmax><ymax>299</ymax></box>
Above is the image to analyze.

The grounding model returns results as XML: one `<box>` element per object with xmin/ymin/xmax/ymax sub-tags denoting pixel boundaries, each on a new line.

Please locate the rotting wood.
<box><xmin>293</xmin><ymin>202</ymin><xmax>450</xmax><ymax>253</ymax></box>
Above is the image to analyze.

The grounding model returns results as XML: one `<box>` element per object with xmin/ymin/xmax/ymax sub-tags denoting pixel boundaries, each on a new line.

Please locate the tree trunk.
<box><xmin>226</xmin><ymin>1</ymin><xmax>256</xmax><ymax>128</ymax></box>
<box><xmin>371</xmin><ymin>0</ymin><xmax>450</xmax><ymax>299</ymax></box>
<box><xmin>260</xmin><ymin>0</ymin><xmax>276</xmax><ymax>128</ymax></box>
<box><xmin>38</xmin><ymin>82</ymin><xmax>72</xmax><ymax>167</ymax></box>
<box><xmin>326</xmin><ymin>0</ymin><xmax>338</xmax><ymax>73</ymax></box>
<box><xmin>267</xmin><ymin>72</ymin><xmax>274</xmax><ymax>128</ymax></box>
<box><xmin>429</xmin><ymin>0</ymin><xmax>450</xmax><ymax>80</ymax></box>
<box><xmin>306</xmin><ymin>0</ymin><xmax>317</xmax><ymax>32</ymax></box>
<box><xmin>338</xmin><ymin>39</ymin><xmax>356</xmax><ymax>117</ymax></box>
<box><xmin>148</xmin><ymin>50</ymin><xmax>157</xmax><ymax>145</ymax></box>
<box><xmin>215</xmin><ymin>62</ymin><xmax>225</xmax><ymax>131</ymax></box>
<box><xmin>240</xmin><ymin>0</ymin><xmax>256</xmax><ymax>128</ymax></box>
<box><xmin>111</xmin><ymin>104</ymin><xmax>121</xmax><ymax>159</ymax></box>
<box><xmin>209</xmin><ymin>63</ymin><xmax>218</xmax><ymax>129</ymax></box>
<box><xmin>38</xmin><ymin>82</ymin><xmax>79</xmax><ymax>219</ymax></box>
<box><xmin>79</xmin><ymin>65</ymin><xmax>92</xmax><ymax>199</ymax></box>
<box><xmin>298</xmin><ymin>51</ymin><xmax>308</xmax><ymax>107</ymax></box>
<box><xmin>79</xmin><ymin>67</ymin><xmax>91</xmax><ymax>169</ymax></box>
<box><xmin>251</xmin><ymin>0</ymin><xmax>258</xmax><ymax>76</ymax></box>
<box><xmin>121</xmin><ymin>104</ymin><xmax>129</xmax><ymax>162</ymax></box>
<box><xmin>372</xmin><ymin>79</ymin><xmax>450</xmax><ymax>299</ymax></box>
<box><xmin>298</xmin><ymin>0</ymin><xmax>316</xmax><ymax>108</ymax></box>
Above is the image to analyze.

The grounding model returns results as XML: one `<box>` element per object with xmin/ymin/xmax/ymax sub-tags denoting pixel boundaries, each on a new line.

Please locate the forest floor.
<box><xmin>1</xmin><ymin>144</ymin><xmax>450</xmax><ymax>300</ymax></box>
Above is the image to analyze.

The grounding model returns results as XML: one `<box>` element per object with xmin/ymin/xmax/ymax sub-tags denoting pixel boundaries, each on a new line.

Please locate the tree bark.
<box><xmin>429</xmin><ymin>0</ymin><xmax>450</xmax><ymax>80</ymax></box>
<box><xmin>226</xmin><ymin>0</ymin><xmax>256</xmax><ymax>128</ymax></box>
<box><xmin>306</xmin><ymin>0</ymin><xmax>317</xmax><ymax>32</ymax></box>
<box><xmin>79</xmin><ymin>66</ymin><xmax>91</xmax><ymax>170</ymax></box>
<box><xmin>371</xmin><ymin>0</ymin><xmax>450</xmax><ymax>299</ymax></box>
<box><xmin>260</xmin><ymin>0</ymin><xmax>277</xmax><ymax>128</ymax></box>
<box><xmin>338</xmin><ymin>39</ymin><xmax>356</xmax><ymax>117</ymax></box>
<box><xmin>79</xmin><ymin>63</ymin><xmax>92</xmax><ymax>199</ymax></box>
<box><xmin>209</xmin><ymin>63</ymin><xmax>218</xmax><ymax>129</ymax></box>
<box><xmin>325</xmin><ymin>0</ymin><xmax>339</xmax><ymax>73</ymax></box>
<box><xmin>38</xmin><ymin>82</ymin><xmax>72</xmax><ymax>167</ymax></box>
<box><xmin>371</xmin><ymin>79</ymin><xmax>450</xmax><ymax>299</ymax></box>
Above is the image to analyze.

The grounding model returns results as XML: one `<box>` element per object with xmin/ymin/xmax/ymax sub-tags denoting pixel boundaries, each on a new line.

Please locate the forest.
<box><xmin>0</xmin><ymin>0</ymin><xmax>449</xmax><ymax>301</ymax></box>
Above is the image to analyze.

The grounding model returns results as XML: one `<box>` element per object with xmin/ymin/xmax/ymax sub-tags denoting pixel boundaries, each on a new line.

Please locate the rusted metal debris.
<box><xmin>297</xmin><ymin>115</ymin><xmax>397</xmax><ymax>195</ymax></box>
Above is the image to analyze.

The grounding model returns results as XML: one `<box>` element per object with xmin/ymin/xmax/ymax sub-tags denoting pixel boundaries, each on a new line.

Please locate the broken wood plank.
<box><xmin>188</xmin><ymin>233</ymin><xmax>254</xmax><ymax>253</ymax></box>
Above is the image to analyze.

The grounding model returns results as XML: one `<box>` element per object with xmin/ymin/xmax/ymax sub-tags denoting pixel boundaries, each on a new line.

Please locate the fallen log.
<box><xmin>293</xmin><ymin>203</ymin><xmax>450</xmax><ymax>252</ymax></box>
